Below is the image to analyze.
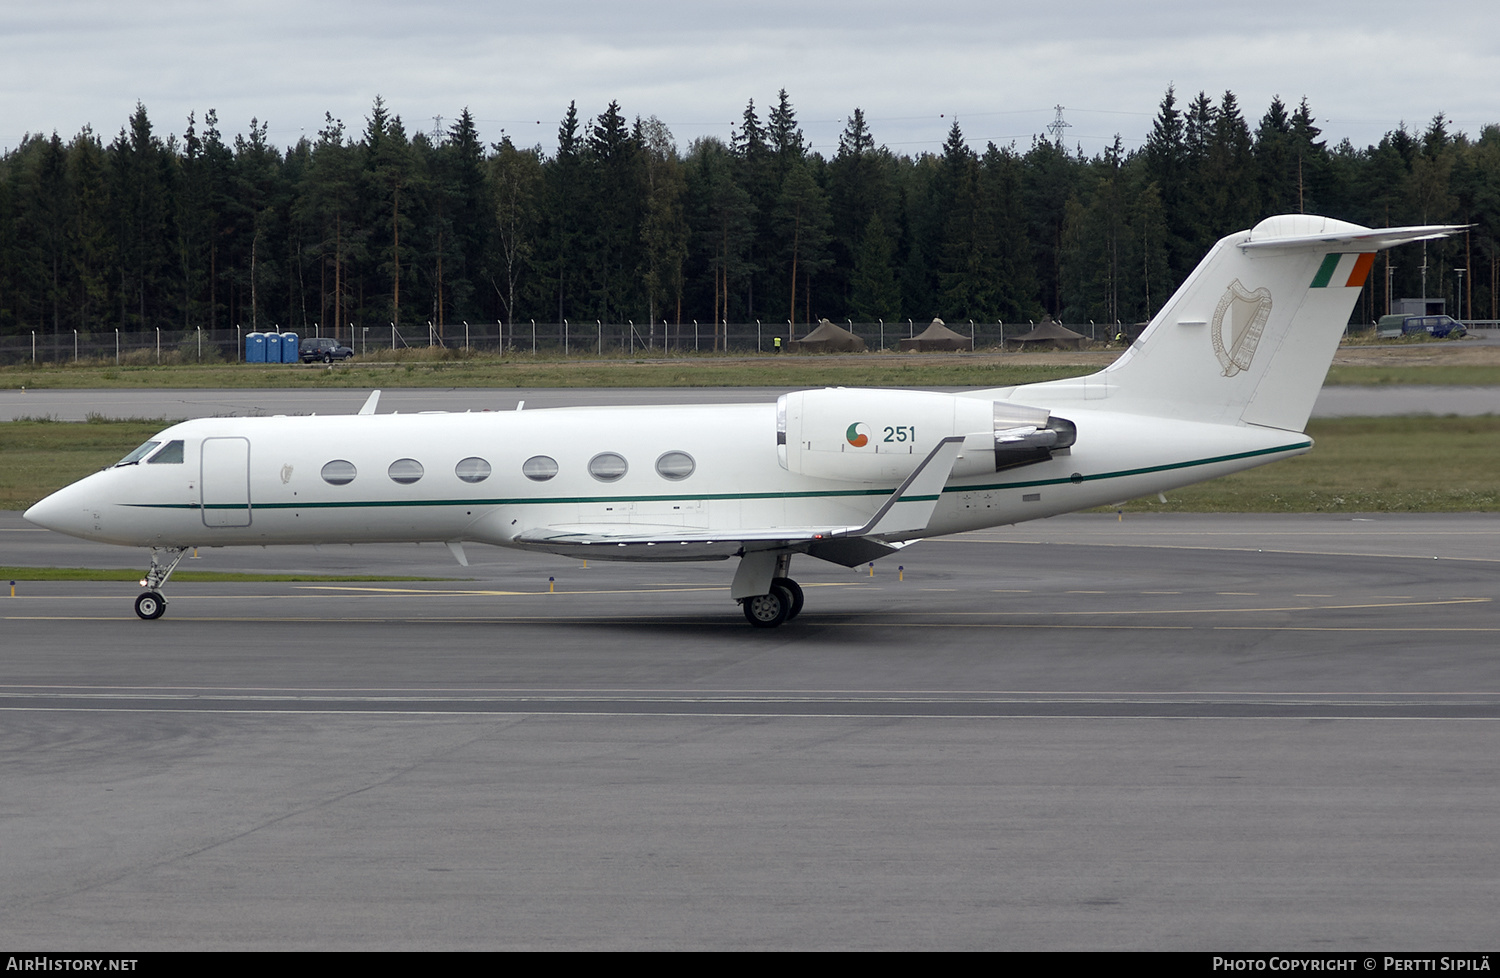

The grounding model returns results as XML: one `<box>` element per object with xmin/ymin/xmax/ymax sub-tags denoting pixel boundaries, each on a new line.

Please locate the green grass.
<box><xmin>0</xmin><ymin>567</ymin><xmax>452</xmax><ymax>582</ymax></box>
<box><xmin>8</xmin><ymin>415</ymin><xmax>1500</xmax><ymax>515</ymax></box>
<box><xmin>0</xmin><ymin>417</ymin><xmax>168</xmax><ymax>509</ymax></box>
<box><xmin>0</xmin><ymin>353</ymin><xmax>1094</xmax><ymax>391</ymax></box>
<box><xmin>1323</xmin><ymin>365</ymin><xmax>1500</xmax><ymax>386</ymax></box>
<box><xmin>9</xmin><ymin>349</ymin><xmax>1500</xmax><ymax>389</ymax></box>
<box><xmin>1110</xmin><ymin>416</ymin><xmax>1500</xmax><ymax>513</ymax></box>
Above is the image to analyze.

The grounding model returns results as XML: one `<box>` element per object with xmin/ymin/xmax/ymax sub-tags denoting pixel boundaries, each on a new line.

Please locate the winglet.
<box><xmin>844</xmin><ymin>436</ymin><xmax>965</xmax><ymax>538</ymax></box>
<box><xmin>358</xmin><ymin>390</ymin><xmax>381</xmax><ymax>416</ymax></box>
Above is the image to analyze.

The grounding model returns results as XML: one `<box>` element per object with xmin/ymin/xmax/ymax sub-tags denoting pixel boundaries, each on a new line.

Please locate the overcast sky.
<box><xmin>3</xmin><ymin>1</ymin><xmax>1495</xmax><ymax>159</ymax></box>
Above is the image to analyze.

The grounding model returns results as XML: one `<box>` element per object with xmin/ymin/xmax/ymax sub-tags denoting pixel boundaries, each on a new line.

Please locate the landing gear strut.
<box><xmin>135</xmin><ymin>546</ymin><xmax>188</xmax><ymax>620</ymax></box>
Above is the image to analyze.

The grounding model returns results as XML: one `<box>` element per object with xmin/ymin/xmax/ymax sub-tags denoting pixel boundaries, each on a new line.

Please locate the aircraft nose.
<box><xmin>24</xmin><ymin>482</ymin><xmax>98</xmax><ymax>538</ymax></box>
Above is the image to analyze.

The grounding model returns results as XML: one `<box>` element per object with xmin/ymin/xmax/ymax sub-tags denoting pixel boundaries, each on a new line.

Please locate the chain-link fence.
<box><xmin>2</xmin><ymin>319</ymin><xmax>1136</xmax><ymax>366</ymax></box>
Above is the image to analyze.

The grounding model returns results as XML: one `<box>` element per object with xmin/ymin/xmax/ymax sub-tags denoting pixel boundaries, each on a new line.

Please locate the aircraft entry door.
<box><xmin>201</xmin><ymin>437</ymin><xmax>252</xmax><ymax>527</ymax></box>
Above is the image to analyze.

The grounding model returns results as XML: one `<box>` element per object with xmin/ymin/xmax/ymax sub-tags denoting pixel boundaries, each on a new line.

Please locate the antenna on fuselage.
<box><xmin>359</xmin><ymin>390</ymin><xmax>381</xmax><ymax>416</ymax></box>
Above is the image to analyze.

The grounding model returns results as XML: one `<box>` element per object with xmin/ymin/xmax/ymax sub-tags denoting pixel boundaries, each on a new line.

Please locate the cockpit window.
<box><xmin>116</xmin><ymin>441</ymin><xmax>160</xmax><ymax>466</ymax></box>
<box><xmin>147</xmin><ymin>440</ymin><xmax>184</xmax><ymax>464</ymax></box>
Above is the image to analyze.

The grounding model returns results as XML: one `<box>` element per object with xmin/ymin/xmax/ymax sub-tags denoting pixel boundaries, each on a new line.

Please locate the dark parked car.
<box><xmin>300</xmin><ymin>337</ymin><xmax>355</xmax><ymax>362</ymax></box>
<box><xmin>1376</xmin><ymin>314</ymin><xmax>1467</xmax><ymax>339</ymax></box>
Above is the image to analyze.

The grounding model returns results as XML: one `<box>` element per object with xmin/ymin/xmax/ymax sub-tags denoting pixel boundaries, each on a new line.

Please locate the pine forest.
<box><xmin>2</xmin><ymin>87</ymin><xmax>1497</xmax><ymax>358</ymax></box>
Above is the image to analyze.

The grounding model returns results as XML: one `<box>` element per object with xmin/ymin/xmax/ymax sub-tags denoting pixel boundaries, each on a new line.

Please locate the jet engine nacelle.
<box><xmin>777</xmin><ymin>388</ymin><xmax>1075</xmax><ymax>483</ymax></box>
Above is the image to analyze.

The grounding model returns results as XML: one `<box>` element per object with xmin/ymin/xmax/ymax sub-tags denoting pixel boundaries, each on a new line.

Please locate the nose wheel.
<box><xmin>134</xmin><ymin>546</ymin><xmax>188</xmax><ymax>620</ymax></box>
<box><xmin>135</xmin><ymin>591</ymin><xmax>167</xmax><ymax>620</ymax></box>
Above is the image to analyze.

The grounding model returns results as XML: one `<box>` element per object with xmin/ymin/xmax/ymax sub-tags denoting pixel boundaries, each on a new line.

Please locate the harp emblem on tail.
<box><xmin>1210</xmin><ymin>279</ymin><xmax>1272</xmax><ymax>377</ymax></box>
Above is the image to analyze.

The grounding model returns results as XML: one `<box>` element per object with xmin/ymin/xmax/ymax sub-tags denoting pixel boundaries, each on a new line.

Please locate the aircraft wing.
<box><xmin>511</xmin><ymin>523</ymin><xmax>906</xmax><ymax>565</ymax></box>
<box><xmin>510</xmin><ymin>436</ymin><xmax>964</xmax><ymax>567</ymax></box>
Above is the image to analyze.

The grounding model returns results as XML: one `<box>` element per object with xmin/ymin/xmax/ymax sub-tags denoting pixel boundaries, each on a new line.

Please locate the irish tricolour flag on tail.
<box><xmin>1310</xmin><ymin>252</ymin><xmax>1376</xmax><ymax>289</ymax></box>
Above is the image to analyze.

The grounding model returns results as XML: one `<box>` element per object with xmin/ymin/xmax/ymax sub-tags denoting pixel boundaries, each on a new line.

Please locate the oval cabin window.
<box><xmin>321</xmin><ymin>460</ymin><xmax>357</xmax><ymax>486</ymax></box>
<box><xmin>455</xmin><ymin>457</ymin><xmax>491</xmax><ymax>484</ymax></box>
<box><xmin>522</xmin><ymin>456</ymin><xmax>559</xmax><ymax>482</ymax></box>
<box><xmin>655</xmin><ymin>451</ymin><xmax>695</xmax><ymax>481</ymax></box>
<box><xmin>388</xmin><ymin>458</ymin><xmax>424</xmax><ymax>485</ymax></box>
<box><xmin>588</xmin><ymin>453</ymin><xmax>628</xmax><ymax>482</ymax></box>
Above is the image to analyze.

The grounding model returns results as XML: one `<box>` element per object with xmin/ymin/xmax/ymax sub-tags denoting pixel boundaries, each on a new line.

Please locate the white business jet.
<box><xmin>25</xmin><ymin>215</ymin><xmax>1459</xmax><ymax>626</ymax></box>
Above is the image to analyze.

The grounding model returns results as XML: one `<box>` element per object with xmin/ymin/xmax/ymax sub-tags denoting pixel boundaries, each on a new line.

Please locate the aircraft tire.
<box><xmin>742</xmin><ymin>587</ymin><xmax>791</xmax><ymax>628</ymax></box>
<box><xmin>772</xmin><ymin>577</ymin><xmax>804</xmax><ymax>620</ymax></box>
<box><xmin>135</xmin><ymin>591</ymin><xmax>167</xmax><ymax>621</ymax></box>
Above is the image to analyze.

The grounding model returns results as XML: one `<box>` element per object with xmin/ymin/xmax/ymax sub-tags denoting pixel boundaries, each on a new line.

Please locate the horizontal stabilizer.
<box><xmin>1240</xmin><ymin>221</ymin><xmax>1466</xmax><ymax>252</ymax></box>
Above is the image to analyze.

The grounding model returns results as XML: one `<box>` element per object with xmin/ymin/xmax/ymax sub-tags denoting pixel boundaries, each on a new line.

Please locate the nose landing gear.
<box><xmin>135</xmin><ymin>546</ymin><xmax>189</xmax><ymax>620</ymax></box>
<box><xmin>135</xmin><ymin>591</ymin><xmax>166</xmax><ymax>620</ymax></box>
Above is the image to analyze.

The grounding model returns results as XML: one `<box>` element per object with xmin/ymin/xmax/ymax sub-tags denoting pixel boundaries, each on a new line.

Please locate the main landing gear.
<box><xmin>741</xmin><ymin>575</ymin><xmax>805</xmax><ymax>628</ymax></box>
<box><xmin>736</xmin><ymin>550</ymin><xmax>806</xmax><ymax>629</ymax></box>
<box><xmin>135</xmin><ymin>546</ymin><xmax>188</xmax><ymax>620</ymax></box>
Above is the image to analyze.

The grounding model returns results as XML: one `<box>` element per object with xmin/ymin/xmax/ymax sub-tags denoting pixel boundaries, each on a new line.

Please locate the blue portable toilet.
<box><xmin>281</xmin><ymin>332</ymin><xmax>299</xmax><ymax>363</ymax></box>
<box><xmin>245</xmin><ymin>332</ymin><xmax>266</xmax><ymax>363</ymax></box>
<box><xmin>265</xmin><ymin>332</ymin><xmax>282</xmax><ymax>364</ymax></box>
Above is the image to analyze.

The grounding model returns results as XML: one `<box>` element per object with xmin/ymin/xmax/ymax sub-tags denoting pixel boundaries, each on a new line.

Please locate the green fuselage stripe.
<box><xmin>130</xmin><ymin>441</ymin><xmax>1309</xmax><ymax>513</ymax></box>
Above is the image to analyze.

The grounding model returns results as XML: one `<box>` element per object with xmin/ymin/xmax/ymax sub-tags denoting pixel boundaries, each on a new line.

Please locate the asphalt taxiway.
<box><xmin>3</xmin><ymin>511</ymin><xmax>1498</xmax><ymax>949</ymax></box>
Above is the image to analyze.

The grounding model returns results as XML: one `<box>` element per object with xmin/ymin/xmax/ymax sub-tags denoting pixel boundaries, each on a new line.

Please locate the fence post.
<box><xmin>156</xmin><ymin>328</ymin><xmax>161</xmax><ymax>365</ymax></box>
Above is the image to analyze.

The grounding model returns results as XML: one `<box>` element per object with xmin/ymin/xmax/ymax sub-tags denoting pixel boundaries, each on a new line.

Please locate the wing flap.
<box><xmin>511</xmin><ymin>523</ymin><xmax>863</xmax><ymax>562</ymax></box>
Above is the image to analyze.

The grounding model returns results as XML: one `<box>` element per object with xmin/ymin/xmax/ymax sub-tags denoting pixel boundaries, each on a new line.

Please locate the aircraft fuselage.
<box><xmin>27</xmin><ymin>400</ymin><xmax>1308</xmax><ymax>554</ymax></box>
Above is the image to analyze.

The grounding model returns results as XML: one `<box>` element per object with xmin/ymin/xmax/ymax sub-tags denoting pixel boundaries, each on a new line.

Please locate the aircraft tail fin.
<box><xmin>1014</xmin><ymin>215</ymin><xmax>1462</xmax><ymax>432</ymax></box>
